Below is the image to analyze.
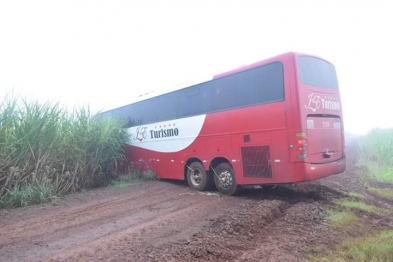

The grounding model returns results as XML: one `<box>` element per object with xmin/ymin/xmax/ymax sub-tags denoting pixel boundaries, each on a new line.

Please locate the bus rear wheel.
<box><xmin>213</xmin><ymin>163</ymin><xmax>239</xmax><ymax>196</ymax></box>
<box><xmin>186</xmin><ymin>162</ymin><xmax>211</xmax><ymax>191</ymax></box>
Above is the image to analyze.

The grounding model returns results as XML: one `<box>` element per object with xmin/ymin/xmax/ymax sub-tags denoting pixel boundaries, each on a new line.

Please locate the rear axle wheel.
<box><xmin>213</xmin><ymin>162</ymin><xmax>239</xmax><ymax>195</ymax></box>
<box><xmin>186</xmin><ymin>162</ymin><xmax>211</xmax><ymax>191</ymax></box>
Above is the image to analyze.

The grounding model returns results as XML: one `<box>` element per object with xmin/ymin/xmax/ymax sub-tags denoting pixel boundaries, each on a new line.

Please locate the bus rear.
<box><xmin>291</xmin><ymin>54</ymin><xmax>346</xmax><ymax>182</ymax></box>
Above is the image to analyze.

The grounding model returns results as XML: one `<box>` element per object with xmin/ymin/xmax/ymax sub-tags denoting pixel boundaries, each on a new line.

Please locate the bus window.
<box><xmin>255</xmin><ymin>62</ymin><xmax>285</xmax><ymax>103</ymax></box>
<box><xmin>298</xmin><ymin>56</ymin><xmax>338</xmax><ymax>89</ymax></box>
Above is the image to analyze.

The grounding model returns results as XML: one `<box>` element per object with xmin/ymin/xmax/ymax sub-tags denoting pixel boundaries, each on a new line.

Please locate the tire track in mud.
<box><xmin>0</xmin><ymin>184</ymin><xmax>154</xmax><ymax>229</ymax></box>
<box><xmin>131</xmin><ymin>199</ymin><xmax>292</xmax><ymax>262</ymax></box>
<box><xmin>101</xmin><ymin>184</ymin><xmax>340</xmax><ymax>262</ymax></box>
<box><xmin>129</xmin><ymin>186</ymin><xmax>334</xmax><ymax>262</ymax></box>
<box><xmin>237</xmin><ymin>201</ymin><xmax>328</xmax><ymax>262</ymax></box>
<box><xmin>0</xmin><ymin>178</ymin><xmax>349</xmax><ymax>262</ymax></box>
<box><xmin>0</xmin><ymin>185</ymin><xmax>174</xmax><ymax>246</ymax></box>
<box><xmin>4</xmin><ymin>139</ymin><xmax>388</xmax><ymax>262</ymax></box>
<box><xmin>47</xmin><ymin>199</ymin><xmax>217</xmax><ymax>262</ymax></box>
<box><xmin>59</xmin><ymin>192</ymin><xmax>304</xmax><ymax>261</ymax></box>
<box><xmin>0</xmin><ymin>183</ymin><xmax>242</xmax><ymax>262</ymax></box>
<box><xmin>1</xmin><ymin>180</ymin><xmax>341</xmax><ymax>262</ymax></box>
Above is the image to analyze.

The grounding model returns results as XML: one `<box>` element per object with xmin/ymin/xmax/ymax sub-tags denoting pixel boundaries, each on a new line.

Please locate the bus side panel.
<box><xmin>269</xmin><ymin>130</ymin><xmax>292</xmax><ymax>183</ymax></box>
<box><xmin>125</xmin><ymin>145</ymin><xmax>185</xmax><ymax>180</ymax></box>
<box><xmin>233</xmin><ymin>55</ymin><xmax>297</xmax><ymax>186</ymax></box>
<box><xmin>122</xmin><ymin>53</ymin><xmax>310</xmax><ymax>185</ymax></box>
<box><xmin>231</xmin><ymin>129</ymin><xmax>291</xmax><ymax>186</ymax></box>
<box><xmin>233</xmin><ymin>131</ymin><xmax>272</xmax><ymax>185</ymax></box>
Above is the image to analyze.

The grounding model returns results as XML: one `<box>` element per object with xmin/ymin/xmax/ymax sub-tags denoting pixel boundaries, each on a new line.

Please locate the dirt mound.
<box><xmin>149</xmin><ymin>200</ymin><xmax>289</xmax><ymax>261</ymax></box>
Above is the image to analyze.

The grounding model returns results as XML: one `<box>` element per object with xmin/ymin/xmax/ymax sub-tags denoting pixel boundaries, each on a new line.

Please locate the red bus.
<box><xmin>102</xmin><ymin>52</ymin><xmax>346</xmax><ymax>195</ymax></box>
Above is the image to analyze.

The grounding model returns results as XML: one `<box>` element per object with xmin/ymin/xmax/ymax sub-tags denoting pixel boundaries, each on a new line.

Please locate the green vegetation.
<box><xmin>111</xmin><ymin>170</ymin><xmax>157</xmax><ymax>188</ymax></box>
<box><xmin>0</xmin><ymin>95</ymin><xmax>129</xmax><ymax>207</ymax></box>
<box><xmin>368</xmin><ymin>187</ymin><xmax>393</xmax><ymax>200</ymax></box>
<box><xmin>358</xmin><ymin>166</ymin><xmax>371</xmax><ymax>188</ymax></box>
<box><xmin>372</xmin><ymin>168</ymin><xmax>393</xmax><ymax>184</ymax></box>
<box><xmin>311</xmin><ymin>246</ymin><xmax>322</xmax><ymax>254</ymax></box>
<box><xmin>0</xmin><ymin>184</ymin><xmax>54</xmax><ymax>207</ymax></box>
<box><xmin>348</xmin><ymin>191</ymin><xmax>366</xmax><ymax>199</ymax></box>
<box><xmin>361</xmin><ymin>128</ymin><xmax>393</xmax><ymax>166</ymax></box>
<box><xmin>357</xmin><ymin>127</ymin><xmax>393</xmax><ymax>201</ymax></box>
<box><xmin>327</xmin><ymin>209</ymin><xmax>359</xmax><ymax>229</ymax></box>
<box><xmin>335</xmin><ymin>200</ymin><xmax>389</xmax><ymax>215</ymax></box>
<box><xmin>313</xmin><ymin>230</ymin><xmax>393</xmax><ymax>262</ymax></box>
<box><xmin>312</xmin><ymin>129</ymin><xmax>393</xmax><ymax>261</ymax></box>
<box><xmin>111</xmin><ymin>172</ymin><xmax>142</xmax><ymax>188</ymax></box>
<box><xmin>360</xmin><ymin>128</ymin><xmax>393</xmax><ymax>184</ymax></box>
<box><xmin>361</xmin><ymin>161</ymin><xmax>393</xmax><ymax>184</ymax></box>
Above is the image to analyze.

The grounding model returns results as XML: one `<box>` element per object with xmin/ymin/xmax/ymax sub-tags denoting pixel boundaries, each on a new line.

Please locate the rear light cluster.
<box><xmin>296</xmin><ymin>132</ymin><xmax>308</xmax><ymax>159</ymax></box>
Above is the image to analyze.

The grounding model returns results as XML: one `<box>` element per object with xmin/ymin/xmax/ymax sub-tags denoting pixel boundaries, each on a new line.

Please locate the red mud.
<box><xmin>1</xmin><ymin>138</ymin><xmax>392</xmax><ymax>261</ymax></box>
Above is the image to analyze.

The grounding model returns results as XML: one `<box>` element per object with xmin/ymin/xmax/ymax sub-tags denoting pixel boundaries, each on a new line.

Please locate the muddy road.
<box><xmin>1</xmin><ymin>139</ymin><xmax>392</xmax><ymax>262</ymax></box>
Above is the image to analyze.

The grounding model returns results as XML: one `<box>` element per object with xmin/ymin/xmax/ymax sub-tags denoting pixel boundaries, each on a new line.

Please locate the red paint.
<box><xmin>121</xmin><ymin>52</ymin><xmax>346</xmax><ymax>185</ymax></box>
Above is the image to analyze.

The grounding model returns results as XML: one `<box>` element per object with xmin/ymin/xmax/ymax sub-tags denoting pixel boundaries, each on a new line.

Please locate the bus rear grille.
<box><xmin>241</xmin><ymin>146</ymin><xmax>272</xmax><ymax>178</ymax></box>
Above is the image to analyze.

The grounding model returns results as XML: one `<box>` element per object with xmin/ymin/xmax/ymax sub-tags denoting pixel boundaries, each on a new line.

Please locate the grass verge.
<box><xmin>360</xmin><ymin>128</ymin><xmax>393</xmax><ymax>166</ymax></box>
<box><xmin>368</xmin><ymin>187</ymin><xmax>393</xmax><ymax>200</ymax></box>
<box><xmin>360</xmin><ymin>128</ymin><xmax>393</xmax><ymax>185</ymax></box>
<box><xmin>111</xmin><ymin>173</ymin><xmax>142</xmax><ymax>188</ymax></box>
<box><xmin>0</xmin><ymin>184</ymin><xmax>54</xmax><ymax>208</ymax></box>
<box><xmin>311</xmin><ymin>129</ymin><xmax>393</xmax><ymax>261</ymax></box>
<box><xmin>347</xmin><ymin>192</ymin><xmax>366</xmax><ymax>199</ymax></box>
<box><xmin>313</xmin><ymin>230</ymin><xmax>393</xmax><ymax>262</ymax></box>
<box><xmin>111</xmin><ymin>170</ymin><xmax>157</xmax><ymax>188</ymax></box>
<box><xmin>327</xmin><ymin>209</ymin><xmax>359</xmax><ymax>229</ymax></box>
<box><xmin>359</xmin><ymin>160</ymin><xmax>393</xmax><ymax>185</ymax></box>
<box><xmin>335</xmin><ymin>200</ymin><xmax>389</xmax><ymax>215</ymax></box>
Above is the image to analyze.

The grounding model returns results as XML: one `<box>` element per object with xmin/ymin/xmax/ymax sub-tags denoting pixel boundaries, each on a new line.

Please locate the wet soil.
<box><xmin>1</xmin><ymin>137</ymin><xmax>392</xmax><ymax>262</ymax></box>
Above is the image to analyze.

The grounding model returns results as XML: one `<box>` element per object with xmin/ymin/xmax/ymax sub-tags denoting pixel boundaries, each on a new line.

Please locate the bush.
<box><xmin>360</xmin><ymin>128</ymin><xmax>393</xmax><ymax>184</ymax></box>
<box><xmin>0</xmin><ymin>95</ymin><xmax>129</xmax><ymax>206</ymax></box>
<box><xmin>0</xmin><ymin>184</ymin><xmax>54</xmax><ymax>208</ymax></box>
<box><xmin>360</xmin><ymin>128</ymin><xmax>393</xmax><ymax>166</ymax></box>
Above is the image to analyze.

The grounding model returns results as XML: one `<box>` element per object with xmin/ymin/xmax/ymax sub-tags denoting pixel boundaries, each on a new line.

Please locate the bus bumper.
<box><xmin>301</xmin><ymin>156</ymin><xmax>346</xmax><ymax>181</ymax></box>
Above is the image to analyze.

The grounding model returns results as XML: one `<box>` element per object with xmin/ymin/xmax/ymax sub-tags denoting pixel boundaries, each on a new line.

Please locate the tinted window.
<box><xmin>102</xmin><ymin>62</ymin><xmax>284</xmax><ymax>127</ymax></box>
<box><xmin>213</xmin><ymin>75</ymin><xmax>237</xmax><ymax>110</ymax></box>
<box><xmin>187</xmin><ymin>83</ymin><xmax>212</xmax><ymax>116</ymax></box>
<box><xmin>157</xmin><ymin>92</ymin><xmax>178</xmax><ymax>122</ymax></box>
<box><xmin>234</xmin><ymin>69</ymin><xmax>255</xmax><ymax>106</ymax></box>
<box><xmin>255</xmin><ymin>62</ymin><xmax>284</xmax><ymax>103</ymax></box>
<box><xmin>298</xmin><ymin>56</ymin><xmax>338</xmax><ymax>89</ymax></box>
<box><xmin>213</xmin><ymin>62</ymin><xmax>283</xmax><ymax>110</ymax></box>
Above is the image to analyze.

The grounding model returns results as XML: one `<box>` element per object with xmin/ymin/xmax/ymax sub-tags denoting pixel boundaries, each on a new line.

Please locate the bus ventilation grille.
<box><xmin>241</xmin><ymin>146</ymin><xmax>272</xmax><ymax>178</ymax></box>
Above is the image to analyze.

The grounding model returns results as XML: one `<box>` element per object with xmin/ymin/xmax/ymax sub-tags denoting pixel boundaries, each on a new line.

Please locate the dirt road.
<box><xmin>1</xmin><ymin>139</ymin><xmax>392</xmax><ymax>262</ymax></box>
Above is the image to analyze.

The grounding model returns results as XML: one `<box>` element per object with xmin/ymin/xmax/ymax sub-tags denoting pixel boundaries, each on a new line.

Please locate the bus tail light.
<box><xmin>296</xmin><ymin>132</ymin><xmax>308</xmax><ymax>159</ymax></box>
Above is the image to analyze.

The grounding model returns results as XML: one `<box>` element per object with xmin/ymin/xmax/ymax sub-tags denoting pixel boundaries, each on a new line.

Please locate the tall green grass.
<box><xmin>0</xmin><ymin>95</ymin><xmax>129</xmax><ymax>207</ymax></box>
<box><xmin>361</xmin><ymin>128</ymin><xmax>393</xmax><ymax>166</ymax></box>
<box><xmin>360</xmin><ymin>128</ymin><xmax>393</xmax><ymax>184</ymax></box>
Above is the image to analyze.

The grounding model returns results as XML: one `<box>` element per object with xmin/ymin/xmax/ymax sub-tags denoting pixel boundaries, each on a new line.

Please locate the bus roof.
<box><xmin>213</xmin><ymin>52</ymin><xmax>296</xmax><ymax>79</ymax></box>
<box><xmin>101</xmin><ymin>51</ymin><xmax>324</xmax><ymax>113</ymax></box>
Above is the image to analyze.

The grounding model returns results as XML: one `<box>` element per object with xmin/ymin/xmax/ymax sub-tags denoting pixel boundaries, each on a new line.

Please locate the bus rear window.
<box><xmin>298</xmin><ymin>56</ymin><xmax>339</xmax><ymax>89</ymax></box>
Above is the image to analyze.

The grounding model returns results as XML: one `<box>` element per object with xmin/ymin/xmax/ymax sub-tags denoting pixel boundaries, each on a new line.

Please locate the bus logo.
<box><xmin>305</xmin><ymin>93</ymin><xmax>340</xmax><ymax>112</ymax></box>
<box><xmin>150</xmin><ymin>127</ymin><xmax>179</xmax><ymax>139</ymax></box>
<box><xmin>131</xmin><ymin>125</ymin><xmax>180</xmax><ymax>142</ymax></box>
<box><xmin>131</xmin><ymin>126</ymin><xmax>148</xmax><ymax>142</ymax></box>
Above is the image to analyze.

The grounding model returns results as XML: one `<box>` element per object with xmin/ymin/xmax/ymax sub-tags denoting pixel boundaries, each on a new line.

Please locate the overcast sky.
<box><xmin>1</xmin><ymin>1</ymin><xmax>392</xmax><ymax>135</ymax></box>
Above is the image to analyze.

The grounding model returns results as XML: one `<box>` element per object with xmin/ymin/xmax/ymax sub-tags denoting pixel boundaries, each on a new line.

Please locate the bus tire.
<box><xmin>186</xmin><ymin>162</ymin><xmax>211</xmax><ymax>191</ymax></box>
<box><xmin>213</xmin><ymin>163</ymin><xmax>239</xmax><ymax>196</ymax></box>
